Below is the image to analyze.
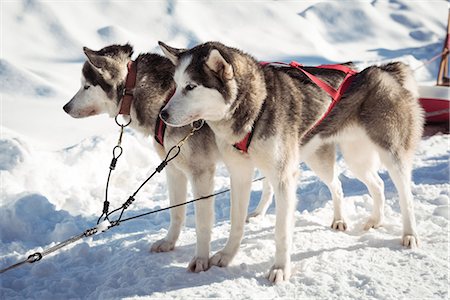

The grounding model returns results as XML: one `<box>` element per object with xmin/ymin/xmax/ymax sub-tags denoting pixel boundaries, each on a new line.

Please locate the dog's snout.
<box><xmin>160</xmin><ymin>109</ymin><xmax>169</xmax><ymax>121</ymax></box>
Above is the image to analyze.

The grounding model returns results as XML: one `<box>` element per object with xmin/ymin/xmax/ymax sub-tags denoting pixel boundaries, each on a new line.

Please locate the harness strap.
<box><xmin>233</xmin><ymin>61</ymin><xmax>358</xmax><ymax>152</ymax></box>
<box><xmin>233</xmin><ymin>101</ymin><xmax>266</xmax><ymax>153</ymax></box>
<box><xmin>290</xmin><ymin>61</ymin><xmax>339</xmax><ymax>100</ymax></box>
<box><xmin>233</xmin><ymin>130</ymin><xmax>253</xmax><ymax>153</ymax></box>
<box><xmin>154</xmin><ymin>118</ymin><xmax>166</xmax><ymax>146</ymax></box>
<box><xmin>154</xmin><ymin>88</ymin><xmax>176</xmax><ymax>146</ymax></box>
<box><xmin>304</xmin><ymin>71</ymin><xmax>356</xmax><ymax>135</ymax></box>
<box><xmin>289</xmin><ymin>61</ymin><xmax>357</xmax><ymax>135</ymax></box>
<box><xmin>119</xmin><ymin>61</ymin><xmax>137</xmax><ymax>115</ymax></box>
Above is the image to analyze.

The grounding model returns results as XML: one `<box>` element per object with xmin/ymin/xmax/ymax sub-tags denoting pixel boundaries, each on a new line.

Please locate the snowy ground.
<box><xmin>1</xmin><ymin>1</ymin><xmax>449</xmax><ymax>299</ymax></box>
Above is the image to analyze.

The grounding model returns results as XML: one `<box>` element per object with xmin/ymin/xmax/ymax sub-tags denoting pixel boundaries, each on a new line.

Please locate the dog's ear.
<box><xmin>83</xmin><ymin>47</ymin><xmax>109</xmax><ymax>70</ymax></box>
<box><xmin>206</xmin><ymin>49</ymin><xmax>234</xmax><ymax>81</ymax></box>
<box><xmin>122</xmin><ymin>43</ymin><xmax>134</xmax><ymax>58</ymax></box>
<box><xmin>158</xmin><ymin>41</ymin><xmax>184</xmax><ymax>65</ymax></box>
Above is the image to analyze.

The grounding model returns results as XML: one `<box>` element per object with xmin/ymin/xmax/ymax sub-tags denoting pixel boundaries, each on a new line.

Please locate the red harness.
<box><xmin>233</xmin><ymin>61</ymin><xmax>358</xmax><ymax>153</ymax></box>
<box><xmin>154</xmin><ymin>88</ymin><xmax>176</xmax><ymax>146</ymax></box>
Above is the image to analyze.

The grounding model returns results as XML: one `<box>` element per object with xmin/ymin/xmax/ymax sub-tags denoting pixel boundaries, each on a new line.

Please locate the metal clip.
<box><xmin>175</xmin><ymin>120</ymin><xmax>205</xmax><ymax>148</ymax></box>
<box><xmin>115</xmin><ymin>115</ymin><xmax>132</xmax><ymax>127</ymax></box>
<box><xmin>118</xmin><ymin>126</ymin><xmax>124</xmax><ymax>146</ymax></box>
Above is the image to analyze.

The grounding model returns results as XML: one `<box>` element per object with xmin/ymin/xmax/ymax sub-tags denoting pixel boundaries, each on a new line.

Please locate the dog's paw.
<box><xmin>402</xmin><ymin>234</ymin><xmax>419</xmax><ymax>248</ymax></box>
<box><xmin>188</xmin><ymin>256</ymin><xmax>210</xmax><ymax>273</ymax></box>
<box><xmin>364</xmin><ymin>218</ymin><xmax>383</xmax><ymax>231</ymax></box>
<box><xmin>150</xmin><ymin>238</ymin><xmax>175</xmax><ymax>253</ymax></box>
<box><xmin>246</xmin><ymin>210</ymin><xmax>265</xmax><ymax>222</ymax></box>
<box><xmin>267</xmin><ymin>264</ymin><xmax>291</xmax><ymax>284</ymax></box>
<box><xmin>331</xmin><ymin>219</ymin><xmax>347</xmax><ymax>231</ymax></box>
<box><xmin>209</xmin><ymin>251</ymin><xmax>234</xmax><ymax>267</ymax></box>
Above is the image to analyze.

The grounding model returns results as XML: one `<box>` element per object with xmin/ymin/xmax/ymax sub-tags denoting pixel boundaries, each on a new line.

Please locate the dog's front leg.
<box><xmin>267</xmin><ymin>167</ymin><xmax>298</xmax><ymax>283</ymax></box>
<box><xmin>187</xmin><ymin>167</ymin><xmax>216</xmax><ymax>272</ymax></box>
<box><xmin>209</xmin><ymin>155</ymin><xmax>253</xmax><ymax>268</ymax></box>
<box><xmin>151</xmin><ymin>165</ymin><xmax>187</xmax><ymax>252</ymax></box>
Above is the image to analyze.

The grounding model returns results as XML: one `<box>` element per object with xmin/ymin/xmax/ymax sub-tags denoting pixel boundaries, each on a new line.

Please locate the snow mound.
<box><xmin>0</xmin><ymin>194</ymin><xmax>85</xmax><ymax>252</ymax></box>
<box><xmin>301</xmin><ymin>2</ymin><xmax>377</xmax><ymax>43</ymax></box>
<box><xmin>97</xmin><ymin>26</ymin><xmax>130</xmax><ymax>44</ymax></box>
<box><xmin>0</xmin><ymin>60</ymin><xmax>56</xmax><ymax>97</ymax></box>
<box><xmin>0</xmin><ymin>137</ymin><xmax>28</xmax><ymax>171</ymax></box>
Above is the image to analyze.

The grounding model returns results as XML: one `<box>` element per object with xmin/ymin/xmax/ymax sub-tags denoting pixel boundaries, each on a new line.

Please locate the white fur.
<box><xmin>303</xmin><ymin>125</ymin><xmax>418</xmax><ymax>243</ymax></box>
<box><xmin>163</xmin><ymin>56</ymin><xmax>232</xmax><ymax>127</ymax></box>
<box><xmin>64</xmin><ymin>75</ymin><xmax>119</xmax><ymax>118</ymax></box>
<box><xmin>246</xmin><ymin>178</ymin><xmax>273</xmax><ymax>220</ymax></box>
<box><xmin>209</xmin><ymin>139</ymin><xmax>254</xmax><ymax>266</ymax></box>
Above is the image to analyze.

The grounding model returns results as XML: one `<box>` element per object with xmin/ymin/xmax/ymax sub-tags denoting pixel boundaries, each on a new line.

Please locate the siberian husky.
<box><xmin>63</xmin><ymin>44</ymin><xmax>272</xmax><ymax>272</ymax></box>
<box><xmin>158</xmin><ymin>41</ymin><xmax>424</xmax><ymax>283</ymax></box>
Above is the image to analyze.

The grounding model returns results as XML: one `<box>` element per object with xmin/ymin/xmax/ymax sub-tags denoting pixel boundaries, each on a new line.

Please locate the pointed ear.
<box><xmin>206</xmin><ymin>49</ymin><xmax>234</xmax><ymax>81</ymax></box>
<box><xmin>122</xmin><ymin>43</ymin><xmax>134</xmax><ymax>58</ymax></box>
<box><xmin>158</xmin><ymin>41</ymin><xmax>184</xmax><ymax>65</ymax></box>
<box><xmin>83</xmin><ymin>47</ymin><xmax>108</xmax><ymax>69</ymax></box>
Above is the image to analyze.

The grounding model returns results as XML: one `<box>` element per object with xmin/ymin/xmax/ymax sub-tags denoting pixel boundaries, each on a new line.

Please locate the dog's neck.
<box><xmin>125</xmin><ymin>53</ymin><xmax>175</xmax><ymax>137</ymax></box>
<box><xmin>209</xmin><ymin>58</ymin><xmax>267</xmax><ymax>145</ymax></box>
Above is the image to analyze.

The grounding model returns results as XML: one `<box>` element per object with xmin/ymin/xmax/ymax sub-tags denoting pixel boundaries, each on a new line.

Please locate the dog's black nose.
<box><xmin>63</xmin><ymin>103</ymin><xmax>71</xmax><ymax>114</ymax></box>
<box><xmin>160</xmin><ymin>109</ymin><xmax>169</xmax><ymax>121</ymax></box>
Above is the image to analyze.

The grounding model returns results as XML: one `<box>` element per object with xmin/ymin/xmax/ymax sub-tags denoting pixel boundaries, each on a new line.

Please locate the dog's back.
<box><xmin>259</xmin><ymin>61</ymin><xmax>424</xmax><ymax>156</ymax></box>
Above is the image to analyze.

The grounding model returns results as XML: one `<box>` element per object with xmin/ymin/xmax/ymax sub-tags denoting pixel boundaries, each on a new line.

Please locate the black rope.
<box><xmin>97</xmin><ymin>125</ymin><xmax>126</xmax><ymax>224</ymax></box>
<box><xmin>0</xmin><ymin>227</ymin><xmax>97</xmax><ymax>274</ymax></box>
<box><xmin>103</xmin><ymin>144</ymin><xmax>182</xmax><ymax>225</ymax></box>
<box><xmin>118</xmin><ymin>176</ymin><xmax>265</xmax><ymax>223</ymax></box>
<box><xmin>1</xmin><ymin>119</ymin><xmax>249</xmax><ymax>274</ymax></box>
<box><xmin>0</xmin><ymin>176</ymin><xmax>265</xmax><ymax>274</ymax></box>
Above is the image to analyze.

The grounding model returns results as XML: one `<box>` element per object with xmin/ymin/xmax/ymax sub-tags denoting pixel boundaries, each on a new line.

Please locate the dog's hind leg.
<box><xmin>340</xmin><ymin>138</ymin><xmax>385</xmax><ymax>231</ymax></box>
<box><xmin>247</xmin><ymin>178</ymin><xmax>274</xmax><ymax>221</ymax></box>
<box><xmin>305</xmin><ymin>143</ymin><xmax>347</xmax><ymax>231</ymax></box>
<box><xmin>187</xmin><ymin>166</ymin><xmax>216</xmax><ymax>272</ymax></box>
<box><xmin>379</xmin><ymin>149</ymin><xmax>418</xmax><ymax>248</ymax></box>
<box><xmin>151</xmin><ymin>165</ymin><xmax>187</xmax><ymax>252</ymax></box>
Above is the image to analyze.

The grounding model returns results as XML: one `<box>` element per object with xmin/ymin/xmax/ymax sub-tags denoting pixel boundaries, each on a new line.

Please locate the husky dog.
<box><xmin>158</xmin><ymin>41</ymin><xmax>424</xmax><ymax>283</ymax></box>
<box><xmin>63</xmin><ymin>44</ymin><xmax>275</xmax><ymax>272</ymax></box>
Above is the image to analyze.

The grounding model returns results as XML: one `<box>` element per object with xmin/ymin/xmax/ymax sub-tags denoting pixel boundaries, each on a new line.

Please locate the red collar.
<box><xmin>154</xmin><ymin>88</ymin><xmax>176</xmax><ymax>146</ymax></box>
<box><xmin>233</xmin><ymin>61</ymin><xmax>357</xmax><ymax>153</ymax></box>
<box><xmin>115</xmin><ymin>60</ymin><xmax>174</xmax><ymax>147</ymax></box>
<box><xmin>118</xmin><ymin>61</ymin><xmax>137</xmax><ymax>115</ymax></box>
<box><xmin>233</xmin><ymin>101</ymin><xmax>266</xmax><ymax>153</ymax></box>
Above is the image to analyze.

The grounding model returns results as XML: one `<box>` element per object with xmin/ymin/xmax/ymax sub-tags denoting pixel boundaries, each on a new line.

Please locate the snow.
<box><xmin>1</xmin><ymin>0</ymin><xmax>449</xmax><ymax>299</ymax></box>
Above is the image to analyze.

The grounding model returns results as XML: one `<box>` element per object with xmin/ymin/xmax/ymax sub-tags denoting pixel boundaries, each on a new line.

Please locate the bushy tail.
<box><xmin>380</xmin><ymin>62</ymin><xmax>419</xmax><ymax>99</ymax></box>
<box><xmin>381</xmin><ymin>62</ymin><xmax>424</xmax><ymax>149</ymax></box>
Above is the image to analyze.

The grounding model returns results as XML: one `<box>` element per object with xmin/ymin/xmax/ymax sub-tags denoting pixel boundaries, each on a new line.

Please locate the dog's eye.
<box><xmin>185</xmin><ymin>84</ymin><xmax>197</xmax><ymax>91</ymax></box>
<box><xmin>84</xmin><ymin>85</ymin><xmax>90</xmax><ymax>90</ymax></box>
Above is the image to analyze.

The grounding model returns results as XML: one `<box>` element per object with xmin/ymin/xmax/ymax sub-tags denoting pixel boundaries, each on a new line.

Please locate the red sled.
<box><xmin>419</xmin><ymin>85</ymin><xmax>449</xmax><ymax>123</ymax></box>
<box><xmin>419</xmin><ymin>11</ymin><xmax>449</xmax><ymax>134</ymax></box>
